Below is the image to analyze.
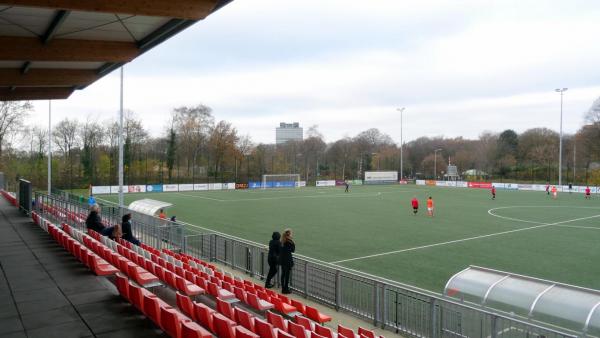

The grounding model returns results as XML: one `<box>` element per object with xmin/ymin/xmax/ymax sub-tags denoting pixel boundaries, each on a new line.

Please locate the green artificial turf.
<box><xmin>97</xmin><ymin>184</ymin><xmax>600</xmax><ymax>293</ymax></box>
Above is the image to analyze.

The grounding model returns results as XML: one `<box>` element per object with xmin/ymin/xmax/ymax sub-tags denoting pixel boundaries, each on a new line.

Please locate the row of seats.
<box><xmin>32</xmin><ymin>209</ymin><xmax>384</xmax><ymax>338</ymax></box>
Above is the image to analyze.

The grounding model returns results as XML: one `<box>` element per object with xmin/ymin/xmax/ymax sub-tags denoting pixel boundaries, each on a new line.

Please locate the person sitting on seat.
<box><xmin>85</xmin><ymin>204</ymin><xmax>105</xmax><ymax>233</ymax></box>
<box><xmin>121</xmin><ymin>213</ymin><xmax>140</xmax><ymax>246</ymax></box>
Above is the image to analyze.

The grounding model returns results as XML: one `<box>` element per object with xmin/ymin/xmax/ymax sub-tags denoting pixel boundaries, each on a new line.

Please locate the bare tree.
<box><xmin>0</xmin><ymin>101</ymin><xmax>32</xmax><ymax>165</ymax></box>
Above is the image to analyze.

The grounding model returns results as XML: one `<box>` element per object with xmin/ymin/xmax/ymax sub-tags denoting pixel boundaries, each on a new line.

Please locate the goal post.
<box><xmin>262</xmin><ymin>174</ymin><xmax>301</xmax><ymax>189</ymax></box>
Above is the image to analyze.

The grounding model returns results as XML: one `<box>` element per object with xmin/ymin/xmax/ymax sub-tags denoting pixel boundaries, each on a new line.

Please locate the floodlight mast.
<box><xmin>397</xmin><ymin>107</ymin><xmax>405</xmax><ymax>180</ymax></box>
<box><xmin>555</xmin><ymin>88</ymin><xmax>567</xmax><ymax>187</ymax></box>
<box><xmin>434</xmin><ymin>148</ymin><xmax>442</xmax><ymax>179</ymax></box>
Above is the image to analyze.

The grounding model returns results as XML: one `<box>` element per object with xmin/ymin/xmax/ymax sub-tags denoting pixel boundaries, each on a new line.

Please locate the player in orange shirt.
<box><xmin>551</xmin><ymin>186</ymin><xmax>558</xmax><ymax>199</ymax></box>
<box><xmin>427</xmin><ymin>196</ymin><xmax>434</xmax><ymax>217</ymax></box>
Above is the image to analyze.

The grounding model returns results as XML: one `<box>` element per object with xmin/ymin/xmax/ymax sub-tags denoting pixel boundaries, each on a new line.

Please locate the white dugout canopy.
<box><xmin>445</xmin><ymin>265</ymin><xmax>600</xmax><ymax>335</ymax></box>
<box><xmin>128</xmin><ymin>199</ymin><xmax>172</xmax><ymax>217</ymax></box>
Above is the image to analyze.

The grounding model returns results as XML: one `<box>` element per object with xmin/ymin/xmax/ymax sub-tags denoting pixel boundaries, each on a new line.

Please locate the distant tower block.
<box><xmin>276</xmin><ymin>122</ymin><xmax>303</xmax><ymax>144</ymax></box>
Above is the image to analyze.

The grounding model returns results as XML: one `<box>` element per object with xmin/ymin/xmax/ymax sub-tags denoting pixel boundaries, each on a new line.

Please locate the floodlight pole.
<box><xmin>118</xmin><ymin>66</ymin><xmax>124</xmax><ymax>209</ymax></box>
<box><xmin>555</xmin><ymin>88</ymin><xmax>567</xmax><ymax>187</ymax></box>
<box><xmin>434</xmin><ymin>148</ymin><xmax>442</xmax><ymax>179</ymax></box>
<box><xmin>397</xmin><ymin>107</ymin><xmax>405</xmax><ymax>180</ymax></box>
<box><xmin>48</xmin><ymin>100</ymin><xmax>52</xmax><ymax>195</ymax></box>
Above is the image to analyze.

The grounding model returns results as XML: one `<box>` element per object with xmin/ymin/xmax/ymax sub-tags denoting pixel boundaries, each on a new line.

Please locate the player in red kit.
<box><xmin>491</xmin><ymin>186</ymin><xmax>496</xmax><ymax>200</ymax></box>
<box><xmin>411</xmin><ymin>197</ymin><xmax>419</xmax><ymax>215</ymax></box>
<box><xmin>585</xmin><ymin>186</ymin><xmax>591</xmax><ymax>200</ymax></box>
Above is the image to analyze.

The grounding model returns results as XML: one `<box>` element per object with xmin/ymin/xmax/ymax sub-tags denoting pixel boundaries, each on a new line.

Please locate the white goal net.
<box><xmin>262</xmin><ymin>174</ymin><xmax>301</xmax><ymax>189</ymax></box>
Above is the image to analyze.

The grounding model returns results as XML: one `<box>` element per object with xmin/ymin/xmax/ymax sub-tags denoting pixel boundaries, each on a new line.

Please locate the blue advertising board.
<box><xmin>146</xmin><ymin>184</ymin><xmax>163</xmax><ymax>192</ymax></box>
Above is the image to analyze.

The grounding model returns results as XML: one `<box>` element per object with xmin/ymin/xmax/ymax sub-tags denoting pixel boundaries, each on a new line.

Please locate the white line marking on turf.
<box><xmin>174</xmin><ymin>193</ymin><xmax>225</xmax><ymax>202</ymax></box>
<box><xmin>330</xmin><ymin>213</ymin><xmax>600</xmax><ymax>264</ymax></box>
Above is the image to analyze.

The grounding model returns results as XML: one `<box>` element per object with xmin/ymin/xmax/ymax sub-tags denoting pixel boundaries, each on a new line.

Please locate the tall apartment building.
<box><xmin>275</xmin><ymin>122</ymin><xmax>303</xmax><ymax>144</ymax></box>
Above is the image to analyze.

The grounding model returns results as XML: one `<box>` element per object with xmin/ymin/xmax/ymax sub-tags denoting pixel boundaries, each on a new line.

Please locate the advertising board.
<box><xmin>467</xmin><ymin>182</ymin><xmax>493</xmax><ymax>189</ymax></box>
<box><xmin>194</xmin><ymin>184</ymin><xmax>208</xmax><ymax>191</ymax></box>
<box><xmin>364</xmin><ymin>171</ymin><xmax>398</xmax><ymax>184</ymax></box>
<box><xmin>179</xmin><ymin>184</ymin><xmax>194</xmax><ymax>191</ymax></box>
<box><xmin>91</xmin><ymin>186</ymin><xmax>110</xmax><ymax>195</ymax></box>
<box><xmin>146</xmin><ymin>184</ymin><xmax>163</xmax><ymax>193</ymax></box>
<box><xmin>316</xmin><ymin>180</ymin><xmax>336</xmax><ymax>187</ymax></box>
<box><xmin>163</xmin><ymin>184</ymin><xmax>178</xmax><ymax>192</ymax></box>
<box><xmin>128</xmin><ymin>185</ymin><xmax>146</xmax><ymax>193</ymax></box>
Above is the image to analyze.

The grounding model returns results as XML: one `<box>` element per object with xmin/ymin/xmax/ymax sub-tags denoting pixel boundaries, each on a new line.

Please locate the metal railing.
<box><xmin>36</xmin><ymin>192</ymin><xmax>580</xmax><ymax>338</ymax></box>
<box><xmin>182</xmin><ymin>232</ymin><xmax>581</xmax><ymax>338</ymax></box>
<box><xmin>35</xmin><ymin>192</ymin><xmax>185</xmax><ymax>251</ymax></box>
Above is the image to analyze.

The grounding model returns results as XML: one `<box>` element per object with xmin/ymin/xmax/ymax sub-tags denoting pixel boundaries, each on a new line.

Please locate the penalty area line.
<box><xmin>330</xmin><ymin>214</ymin><xmax>600</xmax><ymax>264</ymax></box>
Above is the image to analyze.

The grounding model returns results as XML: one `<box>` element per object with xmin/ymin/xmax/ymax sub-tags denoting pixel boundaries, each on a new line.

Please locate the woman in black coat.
<box><xmin>85</xmin><ymin>205</ymin><xmax>105</xmax><ymax>233</ymax></box>
<box><xmin>265</xmin><ymin>231</ymin><xmax>281</xmax><ymax>288</ymax></box>
<box><xmin>121</xmin><ymin>213</ymin><xmax>140</xmax><ymax>246</ymax></box>
<box><xmin>280</xmin><ymin>228</ymin><xmax>295</xmax><ymax>294</ymax></box>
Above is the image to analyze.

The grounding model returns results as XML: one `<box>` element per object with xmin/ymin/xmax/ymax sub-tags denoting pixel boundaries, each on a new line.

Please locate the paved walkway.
<box><xmin>0</xmin><ymin>198</ymin><xmax>167</xmax><ymax>338</ymax></box>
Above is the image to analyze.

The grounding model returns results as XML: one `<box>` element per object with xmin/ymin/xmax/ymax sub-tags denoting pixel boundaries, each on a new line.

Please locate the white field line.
<box><xmin>554</xmin><ymin>224</ymin><xmax>600</xmax><ymax>230</ymax></box>
<box><xmin>174</xmin><ymin>193</ymin><xmax>225</xmax><ymax>202</ymax></box>
<box><xmin>96</xmin><ymin>197</ymin><xmax>119</xmax><ymax>206</ymax></box>
<box><xmin>330</xmin><ymin>213</ymin><xmax>600</xmax><ymax>264</ymax></box>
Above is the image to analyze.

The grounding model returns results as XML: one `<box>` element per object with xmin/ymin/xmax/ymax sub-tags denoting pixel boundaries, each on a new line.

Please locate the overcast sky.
<box><xmin>28</xmin><ymin>0</ymin><xmax>600</xmax><ymax>144</ymax></box>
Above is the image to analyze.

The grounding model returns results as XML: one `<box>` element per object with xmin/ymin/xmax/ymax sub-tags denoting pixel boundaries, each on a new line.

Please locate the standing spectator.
<box><xmin>88</xmin><ymin>194</ymin><xmax>96</xmax><ymax>207</ymax></box>
<box><xmin>85</xmin><ymin>204</ymin><xmax>105</xmax><ymax>233</ymax></box>
<box><xmin>121</xmin><ymin>213</ymin><xmax>140</xmax><ymax>245</ymax></box>
<box><xmin>265</xmin><ymin>231</ymin><xmax>281</xmax><ymax>288</ymax></box>
<box><xmin>280</xmin><ymin>229</ymin><xmax>295</xmax><ymax>294</ymax></box>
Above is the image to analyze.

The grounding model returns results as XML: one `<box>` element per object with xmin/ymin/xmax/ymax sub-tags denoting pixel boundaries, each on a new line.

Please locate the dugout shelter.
<box><xmin>445</xmin><ymin>265</ymin><xmax>600</xmax><ymax>335</ymax></box>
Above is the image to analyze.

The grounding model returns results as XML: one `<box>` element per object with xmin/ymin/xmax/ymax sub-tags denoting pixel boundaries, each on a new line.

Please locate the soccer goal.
<box><xmin>262</xmin><ymin>174</ymin><xmax>301</xmax><ymax>189</ymax></box>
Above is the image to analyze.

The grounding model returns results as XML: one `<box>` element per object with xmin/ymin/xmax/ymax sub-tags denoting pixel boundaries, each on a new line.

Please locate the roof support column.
<box><xmin>118</xmin><ymin>66</ymin><xmax>124</xmax><ymax>209</ymax></box>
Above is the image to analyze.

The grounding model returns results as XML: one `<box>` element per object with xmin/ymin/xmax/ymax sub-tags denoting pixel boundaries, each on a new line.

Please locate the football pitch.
<box><xmin>98</xmin><ymin>185</ymin><xmax>600</xmax><ymax>293</ymax></box>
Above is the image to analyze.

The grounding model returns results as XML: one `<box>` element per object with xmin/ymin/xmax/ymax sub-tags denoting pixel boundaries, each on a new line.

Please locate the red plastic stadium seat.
<box><xmin>305</xmin><ymin>306</ymin><xmax>332</xmax><ymax>325</ymax></box>
<box><xmin>235</xmin><ymin>307</ymin><xmax>255</xmax><ymax>332</ymax></box>
<box><xmin>176</xmin><ymin>292</ymin><xmax>195</xmax><ymax>320</ymax></box>
<box><xmin>254</xmin><ymin>318</ymin><xmax>277</xmax><ymax>338</ymax></box>
<box><xmin>115</xmin><ymin>273</ymin><xmax>129</xmax><ymax>300</ymax></box>
<box><xmin>212</xmin><ymin>313</ymin><xmax>237</xmax><ymax>338</ymax></box>
<box><xmin>272</xmin><ymin>297</ymin><xmax>297</xmax><ymax>315</ymax></box>
<box><xmin>88</xmin><ymin>255</ymin><xmax>118</xmax><ymax>276</ymax></box>
<box><xmin>165</xmin><ymin>270</ymin><xmax>178</xmax><ymax>288</ymax></box>
<box><xmin>288</xmin><ymin>321</ymin><xmax>309</xmax><ymax>338</ymax></box>
<box><xmin>207</xmin><ymin>282</ymin><xmax>236</xmax><ymax>300</ymax></box>
<box><xmin>176</xmin><ymin>276</ymin><xmax>204</xmax><ymax>296</ymax></box>
<box><xmin>247</xmin><ymin>293</ymin><xmax>274</xmax><ymax>311</ymax></box>
<box><xmin>143</xmin><ymin>295</ymin><xmax>163</xmax><ymax>324</ymax></box>
<box><xmin>357</xmin><ymin>328</ymin><xmax>375</xmax><ymax>338</ymax></box>
<box><xmin>127</xmin><ymin>262</ymin><xmax>159</xmax><ymax>286</ymax></box>
<box><xmin>217</xmin><ymin>297</ymin><xmax>236</xmax><ymax>320</ymax></box>
<box><xmin>338</xmin><ymin>325</ymin><xmax>356</xmax><ymax>338</ymax></box>
<box><xmin>311</xmin><ymin>332</ymin><xmax>327</xmax><ymax>338</ymax></box>
<box><xmin>182</xmin><ymin>320</ymin><xmax>212</xmax><ymax>338</ymax></box>
<box><xmin>295</xmin><ymin>316</ymin><xmax>313</xmax><ymax>332</ymax></box>
<box><xmin>314</xmin><ymin>325</ymin><xmax>334</xmax><ymax>338</ymax></box>
<box><xmin>278</xmin><ymin>330</ymin><xmax>295</xmax><ymax>338</ymax></box>
<box><xmin>128</xmin><ymin>283</ymin><xmax>146</xmax><ymax>311</ymax></box>
<box><xmin>193</xmin><ymin>302</ymin><xmax>215</xmax><ymax>333</ymax></box>
<box><xmin>161</xmin><ymin>306</ymin><xmax>190</xmax><ymax>338</ymax></box>
<box><xmin>234</xmin><ymin>287</ymin><xmax>247</xmax><ymax>303</ymax></box>
<box><xmin>237</xmin><ymin>325</ymin><xmax>260</xmax><ymax>338</ymax></box>
<box><xmin>267</xmin><ymin>311</ymin><xmax>287</xmax><ymax>331</ymax></box>
<box><xmin>290</xmin><ymin>300</ymin><xmax>306</xmax><ymax>315</ymax></box>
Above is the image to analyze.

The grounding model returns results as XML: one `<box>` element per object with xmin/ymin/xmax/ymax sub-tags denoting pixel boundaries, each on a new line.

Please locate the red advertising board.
<box><xmin>468</xmin><ymin>182</ymin><xmax>492</xmax><ymax>189</ymax></box>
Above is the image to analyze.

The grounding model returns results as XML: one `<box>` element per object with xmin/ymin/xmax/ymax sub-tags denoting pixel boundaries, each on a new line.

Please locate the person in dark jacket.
<box><xmin>280</xmin><ymin>228</ymin><xmax>295</xmax><ymax>294</ymax></box>
<box><xmin>121</xmin><ymin>213</ymin><xmax>140</xmax><ymax>246</ymax></box>
<box><xmin>265</xmin><ymin>231</ymin><xmax>281</xmax><ymax>288</ymax></box>
<box><xmin>85</xmin><ymin>204</ymin><xmax>105</xmax><ymax>233</ymax></box>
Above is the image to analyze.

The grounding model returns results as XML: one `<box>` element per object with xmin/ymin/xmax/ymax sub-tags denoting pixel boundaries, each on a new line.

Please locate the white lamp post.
<box><xmin>555</xmin><ymin>88</ymin><xmax>567</xmax><ymax>187</ymax></box>
<box><xmin>397</xmin><ymin>107</ymin><xmax>405</xmax><ymax>180</ymax></box>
